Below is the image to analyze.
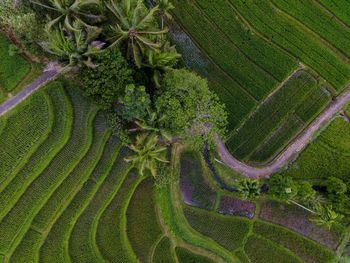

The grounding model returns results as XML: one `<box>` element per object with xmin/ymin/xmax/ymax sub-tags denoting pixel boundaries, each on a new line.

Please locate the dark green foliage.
<box><xmin>326</xmin><ymin>177</ymin><xmax>347</xmax><ymax>195</ymax></box>
<box><xmin>296</xmin><ymin>182</ymin><xmax>316</xmax><ymax>201</ymax></box>
<box><xmin>253</xmin><ymin>220</ymin><xmax>335</xmax><ymax>263</ymax></box>
<box><xmin>119</xmin><ymin>84</ymin><xmax>151</xmax><ymax>121</ymax></box>
<box><xmin>156</xmin><ymin>69</ymin><xmax>227</xmax><ymax>148</ymax></box>
<box><xmin>268</xmin><ymin>174</ymin><xmax>298</xmax><ymax>200</ymax></box>
<box><xmin>183</xmin><ymin>206</ymin><xmax>250</xmax><ymax>251</ymax></box>
<box><xmin>244</xmin><ymin>235</ymin><xmax>303</xmax><ymax>263</ymax></box>
<box><xmin>126</xmin><ymin>178</ymin><xmax>163</xmax><ymax>262</ymax></box>
<box><xmin>175</xmin><ymin>247</ymin><xmax>214</xmax><ymax>263</ymax></box>
<box><xmin>80</xmin><ymin>49</ymin><xmax>133</xmax><ymax>109</ymax></box>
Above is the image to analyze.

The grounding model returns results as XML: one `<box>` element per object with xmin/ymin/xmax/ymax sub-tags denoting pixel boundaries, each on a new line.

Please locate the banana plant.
<box><xmin>42</xmin><ymin>20</ymin><xmax>103</xmax><ymax>68</ymax></box>
<box><xmin>106</xmin><ymin>0</ymin><xmax>167</xmax><ymax>68</ymax></box>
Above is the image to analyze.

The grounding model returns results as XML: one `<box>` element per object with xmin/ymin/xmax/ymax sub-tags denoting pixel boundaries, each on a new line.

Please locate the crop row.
<box><xmin>194</xmin><ymin>0</ymin><xmax>297</xmax><ymax>82</ymax></box>
<box><xmin>96</xmin><ymin>171</ymin><xmax>140</xmax><ymax>263</ymax></box>
<box><xmin>227</xmin><ymin>71</ymin><xmax>319</xmax><ymax>160</ymax></box>
<box><xmin>244</xmin><ymin>234</ymin><xmax>303</xmax><ymax>263</ymax></box>
<box><xmin>0</xmin><ymin>90</ymin><xmax>52</xmax><ymax>185</ymax></box>
<box><xmin>175</xmin><ymin>247</ymin><xmax>214</xmax><ymax>263</ymax></box>
<box><xmin>253</xmin><ymin>220</ymin><xmax>335</xmax><ymax>263</ymax></box>
<box><xmin>152</xmin><ymin>237</ymin><xmax>175</xmax><ymax>263</ymax></box>
<box><xmin>230</xmin><ymin>0</ymin><xmax>350</xmax><ymax>90</ymax></box>
<box><xmin>126</xmin><ymin>178</ymin><xmax>163</xmax><ymax>262</ymax></box>
<box><xmin>0</xmin><ymin>34</ymin><xmax>31</xmax><ymax>92</ymax></box>
<box><xmin>68</xmin><ymin>147</ymin><xmax>130</xmax><ymax>263</ymax></box>
<box><xmin>172</xmin><ymin>0</ymin><xmax>278</xmax><ymax>100</ymax></box>
<box><xmin>0</xmin><ymin>87</ymin><xmax>96</xmax><ymax>255</ymax></box>
<box><xmin>318</xmin><ymin>0</ymin><xmax>350</xmax><ymax>27</ymax></box>
<box><xmin>183</xmin><ymin>206</ymin><xmax>251</xmax><ymax>252</ymax></box>
<box><xmin>271</xmin><ymin>0</ymin><xmax>350</xmax><ymax>58</ymax></box>
<box><xmin>0</xmin><ymin>82</ymin><xmax>72</xmax><ymax>221</ymax></box>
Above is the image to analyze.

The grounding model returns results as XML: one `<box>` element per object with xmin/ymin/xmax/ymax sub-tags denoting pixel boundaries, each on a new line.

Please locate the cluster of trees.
<box><xmin>17</xmin><ymin>0</ymin><xmax>228</xmax><ymax>179</ymax></box>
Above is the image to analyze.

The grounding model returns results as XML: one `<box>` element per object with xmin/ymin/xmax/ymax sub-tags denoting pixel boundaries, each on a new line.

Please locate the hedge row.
<box><xmin>183</xmin><ymin>206</ymin><xmax>251</xmax><ymax>251</ymax></box>
<box><xmin>0</xmin><ymin>87</ymin><xmax>96</xmax><ymax>255</ymax></box>
<box><xmin>230</xmin><ymin>0</ymin><xmax>350</xmax><ymax>90</ymax></box>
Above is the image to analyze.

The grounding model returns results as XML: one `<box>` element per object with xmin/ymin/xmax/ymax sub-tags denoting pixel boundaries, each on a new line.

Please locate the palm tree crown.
<box><xmin>106</xmin><ymin>0</ymin><xmax>167</xmax><ymax>67</ymax></box>
<box><xmin>124</xmin><ymin>133</ymin><xmax>169</xmax><ymax>177</ymax></box>
<box><xmin>30</xmin><ymin>0</ymin><xmax>102</xmax><ymax>29</ymax></box>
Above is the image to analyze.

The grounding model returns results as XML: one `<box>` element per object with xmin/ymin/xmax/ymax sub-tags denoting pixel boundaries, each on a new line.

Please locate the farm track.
<box><xmin>217</xmin><ymin>85</ymin><xmax>350</xmax><ymax>178</ymax></box>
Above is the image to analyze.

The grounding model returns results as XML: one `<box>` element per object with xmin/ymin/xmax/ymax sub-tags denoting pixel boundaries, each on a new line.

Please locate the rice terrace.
<box><xmin>0</xmin><ymin>0</ymin><xmax>350</xmax><ymax>262</ymax></box>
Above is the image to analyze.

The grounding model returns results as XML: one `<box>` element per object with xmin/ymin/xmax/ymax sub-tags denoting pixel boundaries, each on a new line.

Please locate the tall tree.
<box><xmin>106</xmin><ymin>0</ymin><xmax>167</xmax><ymax>68</ymax></box>
<box><xmin>124</xmin><ymin>133</ymin><xmax>169</xmax><ymax>177</ymax></box>
<box><xmin>42</xmin><ymin>21</ymin><xmax>102</xmax><ymax>68</ymax></box>
<box><xmin>30</xmin><ymin>0</ymin><xmax>102</xmax><ymax>29</ymax></box>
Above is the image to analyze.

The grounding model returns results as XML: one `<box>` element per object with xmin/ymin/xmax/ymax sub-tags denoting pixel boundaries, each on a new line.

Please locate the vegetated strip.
<box><xmin>0</xmin><ymin>82</ymin><xmax>73</xmax><ymax>221</ymax></box>
<box><xmin>0</xmin><ymin>87</ymin><xmax>96</xmax><ymax>256</ymax></box>
<box><xmin>317</xmin><ymin>0</ymin><xmax>350</xmax><ymax>27</ymax></box>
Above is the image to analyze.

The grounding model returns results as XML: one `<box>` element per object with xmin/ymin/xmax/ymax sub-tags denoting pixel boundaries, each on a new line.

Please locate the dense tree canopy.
<box><xmin>155</xmin><ymin>69</ymin><xmax>227</xmax><ymax>148</ymax></box>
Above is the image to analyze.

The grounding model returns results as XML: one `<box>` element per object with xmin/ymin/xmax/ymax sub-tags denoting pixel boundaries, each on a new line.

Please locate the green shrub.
<box><xmin>183</xmin><ymin>206</ymin><xmax>251</xmax><ymax>251</ymax></box>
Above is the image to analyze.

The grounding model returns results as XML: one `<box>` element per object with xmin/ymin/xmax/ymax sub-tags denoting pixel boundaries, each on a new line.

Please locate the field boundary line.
<box><xmin>313</xmin><ymin>0</ymin><xmax>350</xmax><ymax>30</ymax></box>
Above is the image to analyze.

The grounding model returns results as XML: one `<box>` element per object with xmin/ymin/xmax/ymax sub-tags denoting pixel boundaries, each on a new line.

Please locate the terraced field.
<box><xmin>171</xmin><ymin>0</ymin><xmax>350</xmax><ymax>163</ymax></box>
<box><xmin>0</xmin><ymin>34</ymin><xmax>31</xmax><ymax>103</ymax></box>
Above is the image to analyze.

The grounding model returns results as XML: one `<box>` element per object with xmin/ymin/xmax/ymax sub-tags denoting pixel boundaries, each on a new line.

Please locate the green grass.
<box><xmin>96</xmin><ymin>171</ymin><xmax>140</xmax><ymax>263</ymax></box>
<box><xmin>0</xmin><ymin>89</ymin><xmax>52</xmax><ymax>186</ymax></box>
<box><xmin>152</xmin><ymin>237</ymin><xmax>176</xmax><ymax>263</ymax></box>
<box><xmin>253</xmin><ymin>220</ymin><xmax>336</xmax><ymax>263</ymax></box>
<box><xmin>271</xmin><ymin>0</ymin><xmax>350</xmax><ymax>58</ymax></box>
<box><xmin>285</xmin><ymin>116</ymin><xmax>350</xmax><ymax>181</ymax></box>
<box><xmin>244</xmin><ymin>234</ymin><xmax>303</xmax><ymax>263</ymax></box>
<box><xmin>180</xmin><ymin>151</ymin><xmax>217</xmax><ymax>210</ymax></box>
<box><xmin>0</xmin><ymin>87</ymin><xmax>96</xmax><ymax>256</ymax></box>
<box><xmin>231</xmin><ymin>0</ymin><xmax>350</xmax><ymax>90</ymax></box>
<box><xmin>126</xmin><ymin>178</ymin><xmax>163</xmax><ymax>263</ymax></box>
<box><xmin>318</xmin><ymin>0</ymin><xmax>350</xmax><ymax>27</ymax></box>
<box><xmin>175</xmin><ymin>247</ymin><xmax>214</xmax><ymax>263</ymax></box>
<box><xmin>0</xmin><ymin>34</ymin><xmax>31</xmax><ymax>92</ymax></box>
<box><xmin>227</xmin><ymin>71</ymin><xmax>323</xmax><ymax>161</ymax></box>
<box><xmin>0</xmin><ymin>82</ymin><xmax>72</xmax><ymax>222</ymax></box>
<box><xmin>183</xmin><ymin>206</ymin><xmax>251</xmax><ymax>251</ymax></box>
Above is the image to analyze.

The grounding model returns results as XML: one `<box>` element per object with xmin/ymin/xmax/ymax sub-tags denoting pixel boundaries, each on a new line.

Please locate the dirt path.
<box><xmin>217</xmin><ymin>87</ymin><xmax>350</xmax><ymax>179</ymax></box>
<box><xmin>0</xmin><ymin>62</ymin><xmax>61</xmax><ymax>117</ymax></box>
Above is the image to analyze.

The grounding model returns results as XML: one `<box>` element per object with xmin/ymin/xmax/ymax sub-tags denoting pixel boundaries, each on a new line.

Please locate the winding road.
<box><xmin>216</xmin><ymin>86</ymin><xmax>350</xmax><ymax>179</ymax></box>
<box><xmin>0</xmin><ymin>62</ymin><xmax>61</xmax><ymax>117</ymax></box>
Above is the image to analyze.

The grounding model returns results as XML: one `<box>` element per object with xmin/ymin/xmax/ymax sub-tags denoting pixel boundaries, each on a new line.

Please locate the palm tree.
<box><xmin>236</xmin><ymin>179</ymin><xmax>260</xmax><ymax>199</ymax></box>
<box><xmin>106</xmin><ymin>0</ymin><xmax>167</xmax><ymax>68</ymax></box>
<box><xmin>311</xmin><ymin>205</ymin><xmax>343</xmax><ymax>230</ymax></box>
<box><xmin>42</xmin><ymin>21</ymin><xmax>102</xmax><ymax>68</ymax></box>
<box><xmin>124</xmin><ymin>133</ymin><xmax>169</xmax><ymax>177</ymax></box>
<box><xmin>30</xmin><ymin>0</ymin><xmax>102</xmax><ymax>29</ymax></box>
<box><xmin>145</xmin><ymin>42</ymin><xmax>180</xmax><ymax>87</ymax></box>
<box><xmin>155</xmin><ymin>0</ymin><xmax>174</xmax><ymax>29</ymax></box>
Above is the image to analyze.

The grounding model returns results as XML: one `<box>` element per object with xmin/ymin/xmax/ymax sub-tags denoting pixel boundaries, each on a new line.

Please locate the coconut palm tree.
<box><xmin>124</xmin><ymin>133</ymin><xmax>169</xmax><ymax>177</ymax></box>
<box><xmin>42</xmin><ymin>20</ymin><xmax>103</xmax><ymax>68</ymax></box>
<box><xmin>236</xmin><ymin>179</ymin><xmax>261</xmax><ymax>199</ymax></box>
<box><xmin>144</xmin><ymin>42</ymin><xmax>180</xmax><ymax>87</ymax></box>
<box><xmin>106</xmin><ymin>0</ymin><xmax>167</xmax><ymax>68</ymax></box>
<box><xmin>30</xmin><ymin>0</ymin><xmax>102</xmax><ymax>30</ymax></box>
<box><xmin>155</xmin><ymin>0</ymin><xmax>174</xmax><ymax>29</ymax></box>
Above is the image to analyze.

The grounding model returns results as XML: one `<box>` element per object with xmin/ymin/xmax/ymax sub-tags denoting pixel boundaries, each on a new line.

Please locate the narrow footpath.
<box><xmin>217</xmin><ymin>87</ymin><xmax>350</xmax><ymax>179</ymax></box>
<box><xmin>0</xmin><ymin>62</ymin><xmax>61</xmax><ymax>117</ymax></box>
